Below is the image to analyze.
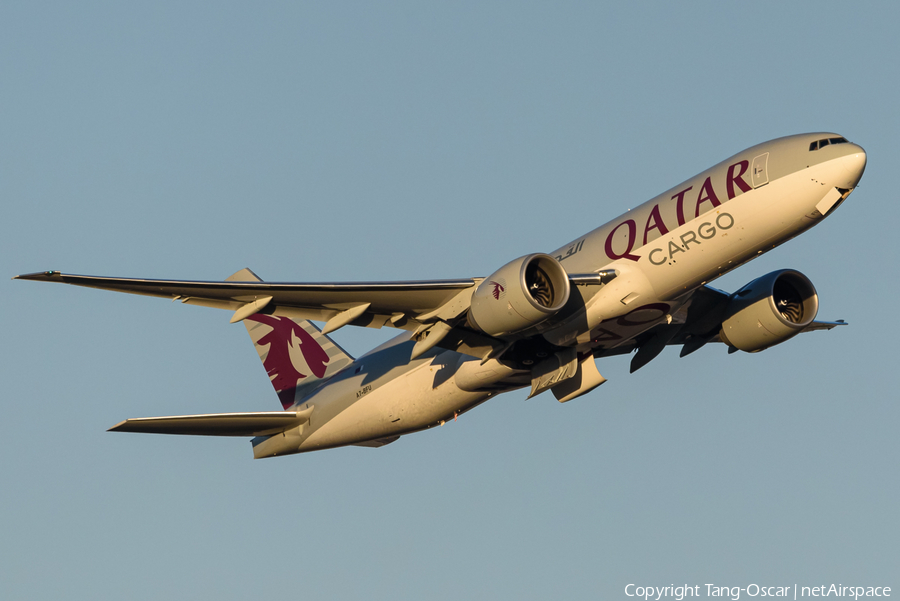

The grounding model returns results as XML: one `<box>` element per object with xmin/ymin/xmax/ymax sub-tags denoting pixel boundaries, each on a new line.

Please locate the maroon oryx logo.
<box><xmin>490</xmin><ymin>280</ymin><xmax>505</xmax><ymax>300</ymax></box>
<box><xmin>246</xmin><ymin>314</ymin><xmax>330</xmax><ymax>409</ymax></box>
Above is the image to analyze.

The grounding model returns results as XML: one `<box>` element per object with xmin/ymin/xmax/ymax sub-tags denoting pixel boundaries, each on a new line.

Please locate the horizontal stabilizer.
<box><xmin>109</xmin><ymin>409</ymin><xmax>311</xmax><ymax>437</ymax></box>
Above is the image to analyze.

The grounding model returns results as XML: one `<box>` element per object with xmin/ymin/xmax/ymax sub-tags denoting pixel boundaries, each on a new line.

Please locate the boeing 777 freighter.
<box><xmin>16</xmin><ymin>133</ymin><xmax>867</xmax><ymax>458</ymax></box>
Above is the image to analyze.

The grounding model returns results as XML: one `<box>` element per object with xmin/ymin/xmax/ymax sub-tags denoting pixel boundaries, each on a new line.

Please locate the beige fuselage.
<box><xmin>256</xmin><ymin>133</ymin><xmax>865</xmax><ymax>457</ymax></box>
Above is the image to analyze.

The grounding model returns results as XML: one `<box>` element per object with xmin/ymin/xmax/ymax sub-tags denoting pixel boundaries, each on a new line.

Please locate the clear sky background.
<box><xmin>2</xmin><ymin>3</ymin><xmax>897</xmax><ymax>600</ymax></box>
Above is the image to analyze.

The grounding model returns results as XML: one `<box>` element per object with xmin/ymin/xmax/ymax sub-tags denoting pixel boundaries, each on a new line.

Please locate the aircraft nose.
<box><xmin>838</xmin><ymin>145</ymin><xmax>867</xmax><ymax>189</ymax></box>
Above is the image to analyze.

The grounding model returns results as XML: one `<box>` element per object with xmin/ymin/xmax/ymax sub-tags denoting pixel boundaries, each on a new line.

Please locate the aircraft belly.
<box><xmin>298</xmin><ymin>352</ymin><xmax>490</xmax><ymax>451</ymax></box>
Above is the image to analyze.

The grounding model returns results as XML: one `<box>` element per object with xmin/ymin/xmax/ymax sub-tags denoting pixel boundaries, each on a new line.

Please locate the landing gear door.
<box><xmin>751</xmin><ymin>152</ymin><xmax>769</xmax><ymax>188</ymax></box>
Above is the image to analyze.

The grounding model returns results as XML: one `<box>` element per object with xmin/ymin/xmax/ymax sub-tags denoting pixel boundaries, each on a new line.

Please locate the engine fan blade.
<box><xmin>774</xmin><ymin>280</ymin><xmax>804</xmax><ymax>322</ymax></box>
<box><xmin>527</xmin><ymin>265</ymin><xmax>553</xmax><ymax>307</ymax></box>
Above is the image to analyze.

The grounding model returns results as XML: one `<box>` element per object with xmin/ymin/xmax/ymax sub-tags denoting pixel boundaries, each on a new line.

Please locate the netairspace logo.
<box><xmin>624</xmin><ymin>584</ymin><xmax>891</xmax><ymax>601</ymax></box>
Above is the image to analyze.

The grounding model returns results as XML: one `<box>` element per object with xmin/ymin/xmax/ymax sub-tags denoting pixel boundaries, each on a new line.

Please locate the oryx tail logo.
<box><xmin>246</xmin><ymin>314</ymin><xmax>330</xmax><ymax>409</ymax></box>
<box><xmin>490</xmin><ymin>280</ymin><xmax>506</xmax><ymax>300</ymax></box>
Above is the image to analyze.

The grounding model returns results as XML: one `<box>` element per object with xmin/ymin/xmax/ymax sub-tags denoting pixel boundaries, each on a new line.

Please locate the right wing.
<box><xmin>14</xmin><ymin>270</ymin><xmax>478</xmax><ymax>332</ymax></box>
<box><xmin>15</xmin><ymin>269</ymin><xmax>614</xmax><ymax>361</ymax></box>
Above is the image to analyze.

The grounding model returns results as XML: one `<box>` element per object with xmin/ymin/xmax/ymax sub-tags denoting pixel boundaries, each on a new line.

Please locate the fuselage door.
<box><xmin>751</xmin><ymin>152</ymin><xmax>769</xmax><ymax>188</ymax></box>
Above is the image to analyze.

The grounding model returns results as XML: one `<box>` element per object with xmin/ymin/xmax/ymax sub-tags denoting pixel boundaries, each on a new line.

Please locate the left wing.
<box><xmin>597</xmin><ymin>285</ymin><xmax>848</xmax><ymax>372</ymax></box>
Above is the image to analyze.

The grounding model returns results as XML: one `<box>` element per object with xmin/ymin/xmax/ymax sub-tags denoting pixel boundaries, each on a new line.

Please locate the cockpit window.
<box><xmin>809</xmin><ymin>136</ymin><xmax>849</xmax><ymax>151</ymax></box>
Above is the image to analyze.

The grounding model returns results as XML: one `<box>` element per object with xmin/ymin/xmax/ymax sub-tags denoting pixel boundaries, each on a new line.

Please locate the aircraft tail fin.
<box><xmin>228</xmin><ymin>269</ymin><xmax>355</xmax><ymax>409</ymax></box>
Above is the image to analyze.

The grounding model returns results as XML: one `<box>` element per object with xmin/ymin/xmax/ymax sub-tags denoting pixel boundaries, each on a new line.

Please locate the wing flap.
<box><xmin>108</xmin><ymin>411</ymin><xmax>308</xmax><ymax>437</ymax></box>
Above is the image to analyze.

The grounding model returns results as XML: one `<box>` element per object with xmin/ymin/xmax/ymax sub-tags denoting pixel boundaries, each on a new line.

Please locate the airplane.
<box><xmin>15</xmin><ymin>132</ymin><xmax>867</xmax><ymax>458</ymax></box>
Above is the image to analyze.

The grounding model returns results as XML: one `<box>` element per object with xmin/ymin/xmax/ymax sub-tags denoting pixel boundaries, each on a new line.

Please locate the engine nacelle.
<box><xmin>468</xmin><ymin>253</ymin><xmax>570</xmax><ymax>337</ymax></box>
<box><xmin>720</xmin><ymin>269</ymin><xmax>818</xmax><ymax>353</ymax></box>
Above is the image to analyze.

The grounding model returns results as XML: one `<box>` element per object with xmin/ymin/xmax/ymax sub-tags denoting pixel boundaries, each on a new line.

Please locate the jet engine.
<box><xmin>468</xmin><ymin>253</ymin><xmax>570</xmax><ymax>337</ymax></box>
<box><xmin>720</xmin><ymin>269</ymin><xmax>818</xmax><ymax>353</ymax></box>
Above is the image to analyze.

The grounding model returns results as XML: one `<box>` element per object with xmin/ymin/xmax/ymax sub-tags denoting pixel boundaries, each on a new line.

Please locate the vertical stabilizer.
<box><xmin>227</xmin><ymin>269</ymin><xmax>354</xmax><ymax>409</ymax></box>
<box><xmin>244</xmin><ymin>316</ymin><xmax>354</xmax><ymax>408</ymax></box>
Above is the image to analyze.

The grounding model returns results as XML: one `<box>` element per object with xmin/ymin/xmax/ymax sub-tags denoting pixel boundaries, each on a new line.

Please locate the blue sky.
<box><xmin>2</xmin><ymin>3</ymin><xmax>897</xmax><ymax>599</ymax></box>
